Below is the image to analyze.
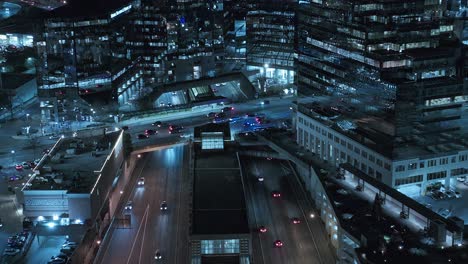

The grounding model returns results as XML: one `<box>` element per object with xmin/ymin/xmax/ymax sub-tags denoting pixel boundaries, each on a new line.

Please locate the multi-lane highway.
<box><xmin>241</xmin><ymin>156</ymin><xmax>336</xmax><ymax>264</ymax></box>
<box><xmin>128</xmin><ymin>96</ymin><xmax>293</xmax><ymax>146</ymax></box>
<box><xmin>99</xmin><ymin>144</ymin><xmax>190</xmax><ymax>264</ymax></box>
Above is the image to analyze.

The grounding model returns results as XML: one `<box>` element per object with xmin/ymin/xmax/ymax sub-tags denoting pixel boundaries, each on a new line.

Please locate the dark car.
<box><xmin>207</xmin><ymin>112</ymin><xmax>217</xmax><ymax>118</ymax></box>
<box><xmin>169</xmin><ymin>125</ymin><xmax>183</xmax><ymax>134</ymax></box>
<box><xmin>154</xmin><ymin>250</ymin><xmax>162</xmax><ymax>260</ymax></box>
<box><xmin>215</xmin><ymin>112</ymin><xmax>226</xmax><ymax>118</ymax></box>
<box><xmin>274</xmin><ymin>240</ymin><xmax>283</xmax><ymax>247</ymax></box>
<box><xmin>222</xmin><ymin>106</ymin><xmax>234</xmax><ymax>112</ymax></box>
<box><xmin>121</xmin><ymin>126</ymin><xmax>129</xmax><ymax>131</ymax></box>
<box><xmin>292</xmin><ymin>217</ymin><xmax>301</xmax><ymax>224</ymax></box>
<box><xmin>152</xmin><ymin>121</ymin><xmax>162</xmax><ymax>127</ymax></box>
<box><xmin>145</xmin><ymin>129</ymin><xmax>157</xmax><ymax>135</ymax></box>
<box><xmin>271</xmin><ymin>190</ymin><xmax>281</xmax><ymax>198</ymax></box>
<box><xmin>137</xmin><ymin>134</ymin><xmax>149</xmax><ymax>139</ymax></box>
<box><xmin>160</xmin><ymin>201</ymin><xmax>168</xmax><ymax>211</ymax></box>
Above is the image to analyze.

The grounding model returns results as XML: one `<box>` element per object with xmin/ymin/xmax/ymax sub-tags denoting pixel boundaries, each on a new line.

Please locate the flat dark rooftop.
<box><xmin>201</xmin><ymin>255</ymin><xmax>240</xmax><ymax>264</ymax></box>
<box><xmin>48</xmin><ymin>0</ymin><xmax>132</xmax><ymax>19</ymax></box>
<box><xmin>192</xmin><ymin>148</ymin><xmax>249</xmax><ymax>235</ymax></box>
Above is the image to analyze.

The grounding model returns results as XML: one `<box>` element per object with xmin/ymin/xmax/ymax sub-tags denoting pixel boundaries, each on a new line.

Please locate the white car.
<box><xmin>457</xmin><ymin>176</ymin><xmax>466</xmax><ymax>182</ymax></box>
<box><xmin>137</xmin><ymin>177</ymin><xmax>145</xmax><ymax>186</ymax></box>
<box><xmin>257</xmin><ymin>176</ymin><xmax>264</xmax><ymax>182</ymax></box>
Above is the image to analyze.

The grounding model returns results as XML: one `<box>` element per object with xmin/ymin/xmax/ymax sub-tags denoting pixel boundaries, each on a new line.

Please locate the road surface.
<box><xmin>241</xmin><ymin>157</ymin><xmax>336</xmax><ymax>264</ymax></box>
<box><xmin>99</xmin><ymin>144</ymin><xmax>190</xmax><ymax>264</ymax></box>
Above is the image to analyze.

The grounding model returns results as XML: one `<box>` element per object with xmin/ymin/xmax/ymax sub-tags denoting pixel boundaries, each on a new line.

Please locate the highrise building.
<box><xmin>295</xmin><ymin>0</ymin><xmax>468</xmax><ymax>195</ymax></box>
<box><xmin>246</xmin><ymin>0</ymin><xmax>295</xmax><ymax>84</ymax></box>
<box><xmin>164</xmin><ymin>0</ymin><xmax>228</xmax><ymax>82</ymax></box>
<box><xmin>36</xmin><ymin>0</ymin><xmax>143</xmax><ymax>122</ymax></box>
<box><xmin>128</xmin><ymin>0</ymin><xmax>168</xmax><ymax>84</ymax></box>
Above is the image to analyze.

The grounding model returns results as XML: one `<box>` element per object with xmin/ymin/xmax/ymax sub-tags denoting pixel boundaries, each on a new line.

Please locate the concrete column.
<box><xmin>444</xmin><ymin>174</ymin><xmax>451</xmax><ymax>189</ymax></box>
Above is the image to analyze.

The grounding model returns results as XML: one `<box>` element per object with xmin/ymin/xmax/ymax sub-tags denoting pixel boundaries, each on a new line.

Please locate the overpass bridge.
<box><xmin>140</xmin><ymin>70</ymin><xmax>259</xmax><ymax>106</ymax></box>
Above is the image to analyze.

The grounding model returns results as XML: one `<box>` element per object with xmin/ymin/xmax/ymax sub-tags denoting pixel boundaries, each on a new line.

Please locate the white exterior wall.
<box><xmin>296</xmin><ymin>112</ymin><xmax>468</xmax><ymax>195</ymax></box>
<box><xmin>296</xmin><ymin>112</ymin><xmax>393</xmax><ymax>186</ymax></box>
<box><xmin>22</xmin><ymin>190</ymin><xmax>68</xmax><ymax>217</ymax></box>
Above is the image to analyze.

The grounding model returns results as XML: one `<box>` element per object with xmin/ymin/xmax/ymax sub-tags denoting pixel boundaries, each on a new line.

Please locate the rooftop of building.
<box><xmin>0</xmin><ymin>3</ymin><xmax>48</xmax><ymax>34</ymax></box>
<box><xmin>193</xmin><ymin>122</ymin><xmax>231</xmax><ymax>140</ymax></box>
<box><xmin>24</xmin><ymin>131</ymin><xmax>120</xmax><ymax>193</ymax></box>
<box><xmin>192</xmin><ymin>144</ymin><xmax>249</xmax><ymax>236</ymax></box>
<box><xmin>296</xmin><ymin>95</ymin><xmax>467</xmax><ymax>160</ymax></box>
<box><xmin>297</xmin><ymin>97</ymin><xmax>395</xmax><ymax>157</ymax></box>
<box><xmin>47</xmin><ymin>0</ymin><xmax>132</xmax><ymax>19</ymax></box>
<box><xmin>0</xmin><ymin>72</ymin><xmax>35</xmax><ymax>90</ymax></box>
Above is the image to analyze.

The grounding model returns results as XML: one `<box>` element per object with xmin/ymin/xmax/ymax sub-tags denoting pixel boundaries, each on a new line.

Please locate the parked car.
<box><xmin>48</xmin><ymin>258</ymin><xmax>66</xmax><ymax>264</ymax></box>
<box><xmin>3</xmin><ymin>248</ymin><xmax>20</xmax><ymax>256</ymax></box>
<box><xmin>21</xmin><ymin>162</ymin><xmax>30</xmax><ymax>169</ymax></box>
<box><xmin>445</xmin><ymin>190</ymin><xmax>456</xmax><ymax>199</ymax></box>
<box><xmin>9</xmin><ymin>175</ymin><xmax>21</xmax><ymax>182</ymax></box>
<box><xmin>60</xmin><ymin>246</ymin><xmax>75</xmax><ymax>255</ymax></box>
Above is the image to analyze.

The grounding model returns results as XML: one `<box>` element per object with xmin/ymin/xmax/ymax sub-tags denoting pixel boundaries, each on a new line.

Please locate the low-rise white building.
<box><xmin>296</xmin><ymin>103</ymin><xmax>468</xmax><ymax>197</ymax></box>
<box><xmin>17</xmin><ymin>130</ymin><xmax>124</xmax><ymax>225</ymax></box>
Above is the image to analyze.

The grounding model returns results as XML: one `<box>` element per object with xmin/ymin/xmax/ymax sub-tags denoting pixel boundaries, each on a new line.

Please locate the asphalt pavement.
<box><xmin>99</xmin><ymin>144</ymin><xmax>190</xmax><ymax>264</ymax></box>
<box><xmin>241</xmin><ymin>156</ymin><xmax>336</xmax><ymax>264</ymax></box>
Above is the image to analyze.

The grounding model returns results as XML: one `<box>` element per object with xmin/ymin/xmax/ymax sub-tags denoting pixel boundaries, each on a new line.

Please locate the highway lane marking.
<box><xmin>126</xmin><ymin>205</ymin><xmax>149</xmax><ymax>264</ymax></box>
<box><xmin>173</xmin><ymin>145</ymin><xmax>188</xmax><ymax>264</ymax></box>
<box><xmin>138</xmin><ymin>204</ymin><xmax>150</xmax><ymax>264</ymax></box>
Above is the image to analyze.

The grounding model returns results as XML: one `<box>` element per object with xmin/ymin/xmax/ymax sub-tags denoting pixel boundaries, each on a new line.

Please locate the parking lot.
<box><xmin>23</xmin><ymin>235</ymin><xmax>73</xmax><ymax>264</ymax></box>
<box><xmin>413</xmin><ymin>179</ymin><xmax>468</xmax><ymax>221</ymax></box>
